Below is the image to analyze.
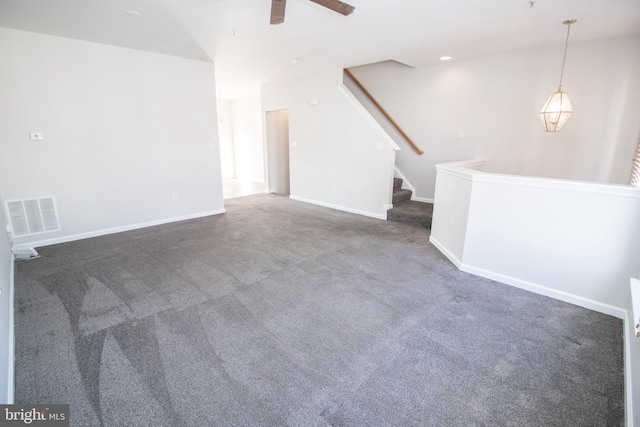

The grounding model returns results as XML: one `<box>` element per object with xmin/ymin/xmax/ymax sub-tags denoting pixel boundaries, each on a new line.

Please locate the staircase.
<box><xmin>387</xmin><ymin>178</ymin><xmax>433</xmax><ymax>228</ymax></box>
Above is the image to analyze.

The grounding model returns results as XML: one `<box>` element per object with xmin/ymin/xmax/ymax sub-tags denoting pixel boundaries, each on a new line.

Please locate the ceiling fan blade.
<box><xmin>308</xmin><ymin>0</ymin><xmax>354</xmax><ymax>16</ymax></box>
<box><xmin>271</xmin><ymin>0</ymin><xmax>287</xmax><ymax>25</ymax></box>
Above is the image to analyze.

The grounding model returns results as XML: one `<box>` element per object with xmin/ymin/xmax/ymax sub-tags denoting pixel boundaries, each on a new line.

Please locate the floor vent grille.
<box><xmin>5</xmin><ymin>196</ymin><xmax>60</xmax><ymax>237</ymax></box>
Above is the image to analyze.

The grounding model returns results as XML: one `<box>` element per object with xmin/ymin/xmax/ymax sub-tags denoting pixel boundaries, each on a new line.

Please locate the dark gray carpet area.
<box><xmin>14</xmin><ymin>194</ymin><xmax>624</xmax><ymax>426</ymax></box>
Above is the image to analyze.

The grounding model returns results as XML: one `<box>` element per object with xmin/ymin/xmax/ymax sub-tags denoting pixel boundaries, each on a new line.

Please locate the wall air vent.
<box><xmin>5</xmin><ymin>196</ymin><xmax>60</xmax><ymax>237</ymax></box>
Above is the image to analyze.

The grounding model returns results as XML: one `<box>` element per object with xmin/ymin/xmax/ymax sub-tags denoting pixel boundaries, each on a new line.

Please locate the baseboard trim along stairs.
<box><xmin>387</xmin><ymin>178</ymin><xmax>433</xmax><ymax>228</ymax></box>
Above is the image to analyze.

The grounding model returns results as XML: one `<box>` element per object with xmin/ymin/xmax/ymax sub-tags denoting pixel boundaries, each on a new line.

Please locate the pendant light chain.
<box><xmin>557</xmin><ymin>20</ymin><xmax>575</xmax><ymax>92</ymax></box>
<box><xmin>539</xmin><ymin>19</ymin><xmax>576</xmax><ymax>132</ymax></box>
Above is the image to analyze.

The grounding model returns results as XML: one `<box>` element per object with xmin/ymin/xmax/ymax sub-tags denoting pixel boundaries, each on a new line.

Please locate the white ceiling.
<box><xmin>1</xmin><ymin>0</ymin><xmax>639</xmax><ymax>98</ymax></box>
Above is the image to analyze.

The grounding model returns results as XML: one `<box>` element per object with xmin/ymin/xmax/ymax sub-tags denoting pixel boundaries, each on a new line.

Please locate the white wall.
<box><xmin>218</xmin><ymin>99</ymin><xmax>235</xmax><ymax>179</ymax></box>
<box><xmin>430</xmin><ymin>160</ymin><xmax>485</xmax><ymax>264</ymax></box>
<box><xmin>349</xmin><ymin>34</ymin><xmax>640</xmax><ymax>199</ymax></box>
<box><xmin>431</xmin><ymin>159</ymin><xmax>640</xmax><ymax>311</ymax></box>
<box><xmin>262</xmin><ymin>68</ymin><xmax>396</xmax><ymax>219</ymax></box>
<box><xmin>430</xmin><ymin>160</ymin><xmax>640</xmax><ymax>425</ymax></box>
<box><xmin>266</xmin><ymin>110</ymin><xmax>290</xmax><ymax>195</ymax></box>
<box><xmin>217</xmin><ymin>96</ymin><xmax>264</xmax><ymax>183</ymax></box>
<box><xmin>230</xmin><ymin>96</ymin><xmax>264</xmax><ymax>184</ymax></box>
<box><xmin>0</xmin><ymin>199</ymin><xmax>14</xmax><ymax>404</ymax></box>
<box><xmin>0</xmin><ymin>28</ymin><xmax>224</xmax><ymax>247</ymax></box>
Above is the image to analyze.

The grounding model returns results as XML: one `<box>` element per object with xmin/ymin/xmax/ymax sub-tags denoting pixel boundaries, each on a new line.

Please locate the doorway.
<box><xmin>265</xmin><ymin>110</ymin><xmax>290</xmax><ymax>196</ymax></box>
<box><xmin>218</xmin><ymin>96</ymin><xmax>266</xmax><ymax>199</ymax></box>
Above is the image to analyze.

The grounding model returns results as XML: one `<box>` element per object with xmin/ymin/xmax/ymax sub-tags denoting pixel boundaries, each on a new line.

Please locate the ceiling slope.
<box><xmin>0</xmin><ymin>0</ymin><xmax>638</xmax><ymax>98</ymax></box>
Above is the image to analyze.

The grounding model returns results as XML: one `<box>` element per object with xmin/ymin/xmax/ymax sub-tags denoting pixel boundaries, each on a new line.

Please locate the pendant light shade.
<box><xmin>540</xmin><ymin>19</ymin><xmax>576</xmax><ymax>132</ymax></box>
<box><xmin>540</xmin><ymin>90</ymin><xmax>572</xmax><ymax>132</ymax></box>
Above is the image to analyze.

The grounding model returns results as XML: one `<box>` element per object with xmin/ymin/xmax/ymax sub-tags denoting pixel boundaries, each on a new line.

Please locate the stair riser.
<box><xmin>389</xmin><ymin>178</ymin><xmax>432</xmax><ymax>228</ymax></box>
<box><xmin>392</xmin><ymin>189</ymin><xmax>412</xmax><ymax>204</ymax></box>
<box><xmin>387</xmin><ymin>211</ymin><xmax>432</xmax><ymax>228</ymax></box>
<box><xmin>387</xmin><ymin>199</ymin><xmax>434</xmax><ymax>229</ymax></box>
<box><xmin>393</xmin><ymin>178</ymin><xmax>403</xmax><ymax>190</ymax></box>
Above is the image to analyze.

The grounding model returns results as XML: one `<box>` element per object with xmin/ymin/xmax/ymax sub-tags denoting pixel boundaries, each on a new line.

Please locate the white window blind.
<box><xmin>629</xmin><ymin>133</ymin><xmax>640</xmax><ymax>187</ymax></box>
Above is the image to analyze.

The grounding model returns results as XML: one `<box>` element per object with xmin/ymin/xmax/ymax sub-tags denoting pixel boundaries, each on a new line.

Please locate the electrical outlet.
<box><xmin>172</xmin><ymin>193</ymin><xmax>179</xmax><ymax>200</ymax></box>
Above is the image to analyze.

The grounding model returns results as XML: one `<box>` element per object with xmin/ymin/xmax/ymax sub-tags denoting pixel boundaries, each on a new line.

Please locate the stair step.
<box><xmin>387</xmin><ymin>200</ymin><xmax>433</xmax><ymax>228</ymax></box>
<box><xmin>393</xmin><ymin>178</ymin><xmax>402</xmax><ymax>190</ymax></box>
<box><xmin>392</xmin><ymin>188</ymin><xmax>412</xmax><ymax>204</ymax></box>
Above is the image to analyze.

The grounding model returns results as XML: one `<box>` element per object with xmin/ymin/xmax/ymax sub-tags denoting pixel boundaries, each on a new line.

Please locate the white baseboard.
<box><xmin>461</xmin><ymin>263</ymin><xmax>626</xmax><ymax>319</ymax></box>
<box><xmin>289</xmin><ymin>196</ymin><xmax>387</xmax><ymax>220</ymax></box>
<box><xmin>428</xmin><ymin>236</ymin><xmax>463</xmax><ymax>269</ymax></box>
<box><xmin>393</xmin><ymin>168</ymin><xmax>434</xmax><ymax>204</ymax></box>
<box><xmin>394</xmin><ymin>167</ymin><xmax>416</xmax><ymax>195</ymax></box>
<box><xmin>430</xmin><ymin>235</ymin><xmax>625</xmax><ymax>318</ymax></box>
<box><xmin>13</xmin><ymin>209</ymin><xmax>226</xmax><ymax>250</ymax></box>
<box><xmin>430</xmin><ymin>235</ymin><xmax>633</xmax><ymax>425</ymax></box>
<box><xmin>413</xmin><ymin>196</ymin><xmax>434</xmax><ymax>204</ymax></box>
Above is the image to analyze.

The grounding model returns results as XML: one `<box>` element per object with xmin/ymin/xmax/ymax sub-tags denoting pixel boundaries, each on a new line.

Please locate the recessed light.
<box><xmin>289</xmin><ymin>58</ymin><xmax>298</xmax><ymax>65</ymax></box>
<box><xmin>230</xmin><ymin>30</ymin><xmax>239</xmax><ymax>36</ymax></box>
<box><xmin>440</xmin><ymin>56</ymin><xmax>452</xmax><ymax>61</ymax></box>
<box><xmin>126</xmin><ymin>10</ymin><xmax>141</xmax><ymax>17</ymax></box>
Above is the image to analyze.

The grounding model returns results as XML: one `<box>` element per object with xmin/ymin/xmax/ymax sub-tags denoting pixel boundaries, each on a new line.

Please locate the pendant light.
<box><xmin>540</xmin><ymin>19</ymin><xmax>577</xmax><ymax>132</ymax></box>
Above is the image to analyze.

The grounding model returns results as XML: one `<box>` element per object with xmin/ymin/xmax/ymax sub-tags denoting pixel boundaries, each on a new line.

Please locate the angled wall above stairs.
<box><xmin>348</xmin><ymin>34</ymin><xmax>640</xmax><ymax>201</ymax></box>
<box><xmin>261</xmin><ymin>68</ymin><xmax>397</xmax><ymax>220</ymax></box>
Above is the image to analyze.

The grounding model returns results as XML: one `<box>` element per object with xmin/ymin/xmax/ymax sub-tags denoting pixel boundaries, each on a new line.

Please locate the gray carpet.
<box><xmin>14</xmin><ymin>194</ymin><xmax>624</xmax><ymax>426</ymax></box>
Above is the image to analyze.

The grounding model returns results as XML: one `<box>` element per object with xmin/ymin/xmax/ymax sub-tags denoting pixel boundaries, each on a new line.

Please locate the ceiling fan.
<box><xmin>270</xmin><ymin>0</ymin><xmax>355</xmax><ymax>25</ymax></box>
